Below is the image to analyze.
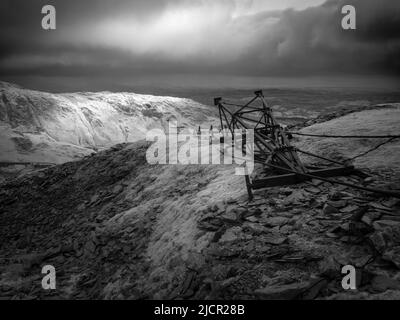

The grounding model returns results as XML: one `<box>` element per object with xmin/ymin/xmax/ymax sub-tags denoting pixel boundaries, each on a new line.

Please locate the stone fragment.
<box><xmin>265</xmin><ymin>217</ymin><xmax>289</xmax><ymax>227</ymax></box>
<box><xmin>373</xmin><ymin>220</ymin><xmax>400</xmax><ymax>231</ymax></box>
<box><xmin>254</xmin><ymin>282</ymin><xmax>311</xmax><ymax>300</ymax></box>
<box><xmin>371</xmin><ymin>275</ymin><xmax>400</xmax><ymax>292</ymax></box>
<box><xmin>319</xmin><ymin>256</ymin><xmax>341</xmax><ymax>278</ymax></box>
<box><xmin>341</xmin><ymin>205</ymin><xmax>359</xmax><ymax>213</ymax></box>
<box><xmin>382</xmin><ymin>247</ymin><xmax>400</xmax><ymax>269</ymax></box>
<box><xmin>241</xmin><ymin>208</ymin><xmax>261</xmax><ymax>219</ymax></box>
<box><xmin>282</xmin><ymin>189</ymin><xmax>310</xmax><ymax>205</ymax></box>
<box><xmin>185</xmin><ymin>252</ymin><xmax>206</xmax><ymax>272</ymax></box>
<box><xmin>245</xmin><ymin>216</ymin><xmax>259</xmax><ymax>223</ymax></box>
<box><xmin>226</xmin><ymin>197</ymin><xmax>236</xmax><ymax>204</ymax></box>
<box><xmin>112</xmin><ymin>184</ymin><xmax>123</xmax><ymax>194</ymax></box>
<box><xmin>221</xmin><ymin>207</ymin><xmax>238</xmax><ymax>223</ymax></box>
<box><xmin>219</xmin><ymin>227</ymin><xmax>248</xmax><ymax>243</ymax></box>
<box><xmin>364</xmin><ymin>177</ymin><xmax>374</xmax><ymax>184</ymax></box>
<box><xmin>243</xmin><ymin>222</ymin><xmax>268</xmax><ymax>235</ymax></box>
<box><xmin>369</xmin><ymin>232</ymin><xmax>386</xmax><ymax>253</ymax></box>
<box><xmin>329</xmin><ymin>191</ymin><xmax>346</xmax><ymax>201</ymax></box>
<box><xmin>323</xmin><ymin>204</ymin><xmax>339</xmax><ymax>215</ymax></box>
<box><xmin>328</xmin><ymin>200</ymin><xmax>347</xmax><ymax>208</ymax></box>
<box><xmin>303</xmin><ymin>279</ymin><xmax>328</xmax><ymax>300</ymax></box>
<box><xmin>312</xmin><ymin>179</ymin><xmax>323</xmax><ymax>186</ymax></box>
<box><xmin>370</xmin><ymin>202</ymin><xmax>391</xmax><ymax>211</ymax></box>
<box><xmin>279</xmin><ymin>225</ymin><xmax>293</xmax><ymax>234</ymax></box>
<box><xmin>380</xmin><ymin>215</ymin><xmax>400</xmax><ymax>222</ymax></box>
<box><xmin>361</xmin><ymin>211</ymin><xmax>381</xmax><ymax>226</ymax></box>
<box><xmin>305</xmin><ymin>187</ymin><xmax>321</xmax><ymax>194</ymax></box>
<box><xmin>262</xmin><ymin>234</ymin><xmax>287</xmax><ymax>245</ymax></box>
<box><xmin>279</xmin><ymin>187</ymin><xmax>294</xmax><ymax>196</ymax></box>
<box><xmin>89</xmin><ymin>194</ymin><xmax>99</xmax><ymax>205</ymax></box>
<box><xmin>382</xmin><ymin>198</ymin><xmax>400</xmax><ymax>208</ymax></box>
<box><xmin>77</xmin><ymin>203</ymin><xmax>86</xmax><ymax>211</ymax></box>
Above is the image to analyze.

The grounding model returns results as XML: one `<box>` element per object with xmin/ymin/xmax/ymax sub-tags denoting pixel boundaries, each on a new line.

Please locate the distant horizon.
<box><xmin>3</xmin><ymin>76</ymin><xmax>400</xmax><ymax>114</ymax></box>
<box><xmin>2</xmin><ymin>74</ymin><xmax>400</xmax><ymax>95</ymax></box>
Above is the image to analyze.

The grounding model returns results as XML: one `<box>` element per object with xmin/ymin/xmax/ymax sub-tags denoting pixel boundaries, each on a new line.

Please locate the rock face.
<box><xmin>0</xmin><ymin>81</ymin><xmax>217</xmax><ymax>165</ymax></box>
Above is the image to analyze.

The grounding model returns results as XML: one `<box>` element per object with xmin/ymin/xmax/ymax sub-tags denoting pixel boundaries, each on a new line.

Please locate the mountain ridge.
<box><xmin>0</xmin><ymin>82</ymin><xmax>218</xmax><ymax>166</ymax></box>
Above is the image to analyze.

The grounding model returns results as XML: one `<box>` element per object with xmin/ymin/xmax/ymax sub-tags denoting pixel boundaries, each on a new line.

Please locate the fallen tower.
<box><xmin>214</xmin><ymin>90</ymin><xmax>400</xmax><ymax>200</ymax></box>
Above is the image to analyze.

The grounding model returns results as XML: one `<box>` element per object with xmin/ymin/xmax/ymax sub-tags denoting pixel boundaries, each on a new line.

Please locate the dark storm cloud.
<box><xmin>232</xmin><ymin>0</ymin><xmax>400</xmax><ymax>76</ymax></box>
<box><xmin>0</xmin><ymin>0</ymin><xmax>399</xmax><ymax>80</ymax></box>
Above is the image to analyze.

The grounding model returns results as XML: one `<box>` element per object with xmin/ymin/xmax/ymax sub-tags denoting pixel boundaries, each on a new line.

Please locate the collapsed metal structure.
<box><xmin>214</xmin><ymin>90</ymin><xmax>400</xmax><ymax>200</ymax></box>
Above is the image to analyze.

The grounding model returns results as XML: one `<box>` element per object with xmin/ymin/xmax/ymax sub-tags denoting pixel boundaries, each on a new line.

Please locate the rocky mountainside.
<box><xmin>1</xmin><ymin>104</ymin><xmax>400</xmax><ymax>300</ymax></box>
<box><xmin>0</xmin><ymin>82</ymin><xmax>217</xmax><ymax>165</ymax></box>
<box><xmin>0</xmin><ymin>141</ymin><xmax>245</xmax><ymax>299</ymax></box>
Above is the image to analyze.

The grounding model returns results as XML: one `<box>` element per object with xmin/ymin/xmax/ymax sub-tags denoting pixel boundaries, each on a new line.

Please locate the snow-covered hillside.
<box><xmin>0</xmin><ymin>82</ymin><xmax>218</xmax><ymax>164</ymax></box>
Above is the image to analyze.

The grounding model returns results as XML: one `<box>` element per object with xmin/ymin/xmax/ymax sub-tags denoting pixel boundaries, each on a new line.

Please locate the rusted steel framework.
<box><xmin>214</xmin><ymin>90</ymin><xmax>360</xmax><ymax>200</ymax></box>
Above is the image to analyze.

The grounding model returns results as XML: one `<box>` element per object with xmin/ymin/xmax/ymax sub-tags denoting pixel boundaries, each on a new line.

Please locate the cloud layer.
<box><xmin>0</xmin><ymin>0</ymin><xmax>399</xmax><ymax>84</ymax></box>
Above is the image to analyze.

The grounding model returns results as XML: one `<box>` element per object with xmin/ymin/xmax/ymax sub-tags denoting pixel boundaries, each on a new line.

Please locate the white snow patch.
<box><xmin>0</xmin><ymin>82</ymin><xmax>218</xmax><ymax>164</ymax></box>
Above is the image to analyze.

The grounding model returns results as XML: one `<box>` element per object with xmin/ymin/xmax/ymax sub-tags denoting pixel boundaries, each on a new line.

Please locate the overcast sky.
<box><xmin>0</xmin><ymin>0</ymin><xmax>399</xmax><ymax>91</ymax></box>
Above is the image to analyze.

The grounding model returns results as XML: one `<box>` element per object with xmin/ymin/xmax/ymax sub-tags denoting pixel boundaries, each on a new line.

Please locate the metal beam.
<box><xmin>251</xmin><ymin>166</ymin><xmax>356</xmax><ymax>189</ymax></box>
